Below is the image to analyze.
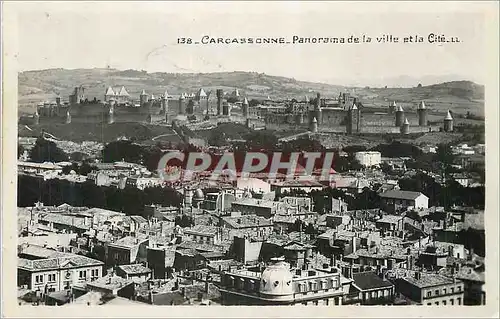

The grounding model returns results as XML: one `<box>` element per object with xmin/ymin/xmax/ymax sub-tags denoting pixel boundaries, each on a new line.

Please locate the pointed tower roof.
<box><xmin>233</xmin><ymin>89</ymin><xmax>240</xmax><ymax>97</ymax></box>
<box><xmin>445</xmin><ymin>110</ymin><xmax>453</xmax><ymax>120</ymax></box>
<box><xmin>140</xmin><ymin>89</ymin><xmax>147</xmax><ymax>96</ymax></box>
<box><xmin>396</xmin><ymin>105</ymin><xmax>404</xmax><ymax>112</ymax></box>
<box><xmin>243</xmin><ymin>97</ymin><xmax>249</xmax><ymax>105</ymax></box>
<box><xmin>418</xmin><ymin>101</ymin><xmax>426</xmax><ymax>109</ymax></box>
<box><xmin>164</xmin><ymin>89</ymin><xmax>169</xmax><ymax>97</ymax></box>
<box><xmin>118</xmin><ymin>86</ymin><xmax>129</xmax><ymax>96</ymax></box>
<box><xmin>105</xmin><ymin>87</ymin><xmax>115</xmax><ymax>96</ymax></box>
<box><xmin>197</xmin><ymin>88</ymin><xmax>207</xmax><ymax>97</ymax></box>
<box><xmin>391</xmin><ymin>101</ymin><xmax>397</xmax><ymax>107</ymax></box>
<box><xmin>403</xmin><ymin>118</ymin><xmax>409</xmax><ymax>125</ymax></box>
<box><xmin>150</xmin><ymin>94</ymin><xmax>155</xmax><ymax>100</ymax></box>
<box><xmin>312</xmin><ymin>117</ymin><xmax>317</xmax><ymax>123</ymax></box>
<box><xmin>351</xmin><ymin>103</ymin><xmax>358</xmax><ymax>110</ymax></box>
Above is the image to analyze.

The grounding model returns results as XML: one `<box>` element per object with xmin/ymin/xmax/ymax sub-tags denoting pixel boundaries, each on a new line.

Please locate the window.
<box><xmin>48</xmin><ymin>274</ymin><xmax>56</xmax><ymax>282</ymax></box>
<box><xmin>435</xmin><ymin>289</ymin><xmax>439</xmax><ymax>296</ymax></box>
<box><xmin>451</xmin><ymin>288</ymin><xmax>454</xmax><ymax>294</ymax></box>
<box><xmin>442</xmin><ymin>300</ymin><xmax>447</xmax><ymax>305</ymax></box>
<box><xmin>427</xmin><ymin>303</ymin><xmax>432</xmax><ymax>306</ymax></box>
<box><xmin>457</xmin><ymin>298</ymin><xmax>461</xmax><ymax>305</ymax></box>
<box><xmin>427</xmin><ymin>291</ymin><xmax>432</xmax><ymax>298</ymax></box>
<box><xmin>450</xmin><ymin>299</ymin><xmax>454</xmax><ymax>305</ymax></box>
<box><xmin>35</xmin><ymin>275</ymin><xmax>43</xmax><ymax>283</ymax></box>
<box><xmin>457</xmin><ymin>286</ymin><xmax>462</xmax><ymax>292</ymax></box>
<box><xmin>79</xmin><ymin>270</ymin><xmax>87</xmax><ymax>279</ymax></box>
<box><xmin>443</xmin><ymin>288</ymin><xmax>447</xmax><ymax>294</ymax></box>
<box><xmin>435</xmin><ymin>301</ymin><xmax>439</xmax><ymax>305</ymax></box>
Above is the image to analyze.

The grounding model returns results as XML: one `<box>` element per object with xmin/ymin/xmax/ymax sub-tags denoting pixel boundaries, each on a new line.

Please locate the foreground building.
<box><xmin>219</xmin><ymin>257</ymin><xmax>348</xmax><ymax>305</ymax></box>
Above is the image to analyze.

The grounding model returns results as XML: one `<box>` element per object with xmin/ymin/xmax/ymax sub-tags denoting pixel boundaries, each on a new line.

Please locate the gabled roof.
<box><xmin>196</xmin><ymin>88</ymin><xmax>207</xmax><ymax>97</ymax></box>
<box><xmin>379</xmin><ymin>190</ymin><xmax>426</xmax><ymax>200</ymax></box>
<box><xmin>105</xmin><ymin>87</ymin><xmax>115</xmax><ymax>96</ymax></box>
<box><xmin>353</xmin><ymin>271</ymin><xmax>394</xmax><ymax>290</ymax></box>
<box><xmin>445</xmin><ymin>110</ymin><xmax>453</xmax><ymax>120</ymax></box>
<box><xmin>118</xmin><ymin>86</ymin><xmax>129</xmax><ymax>96</ymax></box>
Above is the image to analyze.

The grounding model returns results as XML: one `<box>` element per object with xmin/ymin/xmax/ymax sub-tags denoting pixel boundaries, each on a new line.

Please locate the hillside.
<box><xmin>18</xmin><ymin>69</ymin><xmax>484</xmax><ymax>116</ymax></box>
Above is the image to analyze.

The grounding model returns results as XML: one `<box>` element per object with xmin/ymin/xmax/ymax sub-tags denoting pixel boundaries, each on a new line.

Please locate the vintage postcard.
<box><xmin>1</xmin><ymin>1</ymin><xmax>498</xmax><ymax>318</ymax></box>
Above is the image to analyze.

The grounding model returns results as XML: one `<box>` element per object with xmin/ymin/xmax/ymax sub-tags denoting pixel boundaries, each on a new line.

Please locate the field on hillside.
<box><xmin>19</xmin><ymin>69</ymin><xmax>484</xmax><ymax>117</ymax></box>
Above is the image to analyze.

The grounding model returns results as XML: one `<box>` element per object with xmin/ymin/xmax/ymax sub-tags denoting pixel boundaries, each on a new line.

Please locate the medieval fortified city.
<box><xmin>15</xmin><ymin>67</ymin><xmax>486</xmax><ymax>307</ymax></box>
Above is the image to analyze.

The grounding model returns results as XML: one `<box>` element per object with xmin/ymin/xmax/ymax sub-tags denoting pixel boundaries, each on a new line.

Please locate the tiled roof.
<box><xmin>377</xmin><ymin>215</ymin><xmax>404</xmax><ymax>224</ymax></box>
<box><xmin>109</xmin><ymin>236</ymin><xmax>148</xmax><ymax>248</ymax></box>
<box><xmin>353</xmin><ymin>271</ymin><xmax>394</xmax><ymax>290</ymax></box>
<box><xmin>402</xmin><ymin>273</ymin><xmax>456</xmax><ymax>288</ymax></box>
<box><xmin>87</xmin><ymin>274</ymin><xmax>133</xmax><ymax>291</ymax></box>
<box><xmin>184</xmin><ymin>225</ymin><xmax>218</xmax><ymax>236</ymax></box>
<box><xmin>455</xmin><ymin>266</ymin><xmax>485</xmax><ymax>283</ymax></box>
<box><xmin>222</xmin><ymin>215</ymin><xmax>273</xmax><ymax>229</ymax></box>
<box><xmin>18</xmin><ymin>255</ymin><xmax>103</xmax><ymax>271</ymax></box>
<box><xmin>379</xmin><ymin>190</ymin><xmax>426</xmax><ymax>200</ymax></box>
<box><xmin>117</xmin><ymin>264</ymin><xmax>151</xmax><ymax>274</ymax></box>
<box><xmin>38</xmin><ymin>213</ymin><xmax>91</xmax><ymax>230</ymax></box>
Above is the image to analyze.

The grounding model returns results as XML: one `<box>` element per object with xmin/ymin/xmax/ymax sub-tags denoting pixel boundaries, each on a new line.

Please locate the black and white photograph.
<box><xmin>1</xmin><ymin>1</ymin><xmax>498</xmax><ymax>317</ymax></box>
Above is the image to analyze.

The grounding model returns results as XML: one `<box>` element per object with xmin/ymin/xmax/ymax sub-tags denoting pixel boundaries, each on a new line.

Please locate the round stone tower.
<box><xmin>417</xmin><ymin>101</ymin><xmax>428</xmax><ymax>126</ymax></box>
<box><xmin>242</xmin><ymin>97</ymin><xmax>249</xmax><ymax>118</ymax></box>
<box><xmin>310</xmin><ymin>116</ymin><xmax>318</xmax><ymax>133</ymax></box>
<box><xmin>389</xmin><ymin>101</ymin><xmax>397</xmax><ymax>114</ymax></box>
<box><xmin>65</xmin><ymin>110</ymin><xmax>71</xmax><ymax>124</ymax></box>
<box><xmin>444</xmin><ymin>110</ymin><xmax>454</xmax><ymax>132</ymax></box>
<box><xmin>107</xmin><ymin>104</ymin><xmax>115</xmax><ymax>124</ymax></box>
<box><xmin>33</xmin><ymin>108</ymin><xmax>40</xmax><ymax>125</ymax></box>
<box><xmin>346</xmin><ymin>103</ymin><xmax>358</xmax><ymax>135</ymax></box>
<box><xmin>140</xmin><ymin>89</ymin><xmax>148</xmax><ymax>106</ymax></box>
<box><xmin>216</xmin><ymin>89</ymin><xmax>224</xmax><ymax>115</ymax></box>
<box><xmin>395</xmin><ymin>105</ymin><xmax>405</xmax><ymax>127</ymax></box>
<box><xmin>178</xmin><ymin>95</ymin><xmax>185</xmax><ymax>115</ymax></box>
<box><xmin>401</xmin><ymin>118</ymin><xmax>410</xmax><ymax>135</ymax></box>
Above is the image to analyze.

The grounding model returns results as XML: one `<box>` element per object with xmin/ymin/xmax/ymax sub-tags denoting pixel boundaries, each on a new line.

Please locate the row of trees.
<box><xmin>18</xmin><ymin>175</ymin><xmax>183</xmax><ymax>215</ymax></box>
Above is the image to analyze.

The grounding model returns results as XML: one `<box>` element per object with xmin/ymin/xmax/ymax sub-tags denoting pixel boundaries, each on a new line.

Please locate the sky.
<box><xmin>9</xmin><ymin>1</ymin><xmax>491</xmax><ymax>87</ymax></box>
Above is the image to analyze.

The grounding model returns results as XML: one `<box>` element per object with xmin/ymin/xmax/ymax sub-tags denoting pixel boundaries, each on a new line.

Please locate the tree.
<box><xmin>343</xmin><ymin>145</ymin><xmax>367</xmax><ymax>153</ymax></box>
<box><xmin>101</xmin><ymin>140</ymin><xmax>143</xmax><ymax>163</ymax></box>
<box><xmin>249</xmin><ymin>99</ymin><xmax>261</xmax><ymax>107</ymax></box>
<box><xmin>79</xmin><ymin>162</ymin><xmax>95</xmax><ymax>175</ymax></box>
<box><xmin>435</xmin><ymin>144</ymin><xmax>455</xmax><ymax>180</ymax></box>
<box><xmin>244</xmin><ymin>131</ymin><xmax>279</xmax><ymax>151</ymax></box>
<box><xmin>186</xmin><ymin>100</ymin><xmax>195</xmax><ymax>114</ymax></box>
<box><xmin>417</xmin><ymin>83</ymin><xmax>423</xmax><ymax>88</ymax></box>
<box><xmin>226</xmin><ymin>96</ymin><xmax>239</xmax><ymax>104</ymax></box>
<box><xmin>208</xmin><ymin>130</ymin><xmax>227</xmax><ymax>147</ymax></box>
<box><xmin>29</xmin><ymin>138</ymin><xmax>68</xmax><ymax>163</ymax></box>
